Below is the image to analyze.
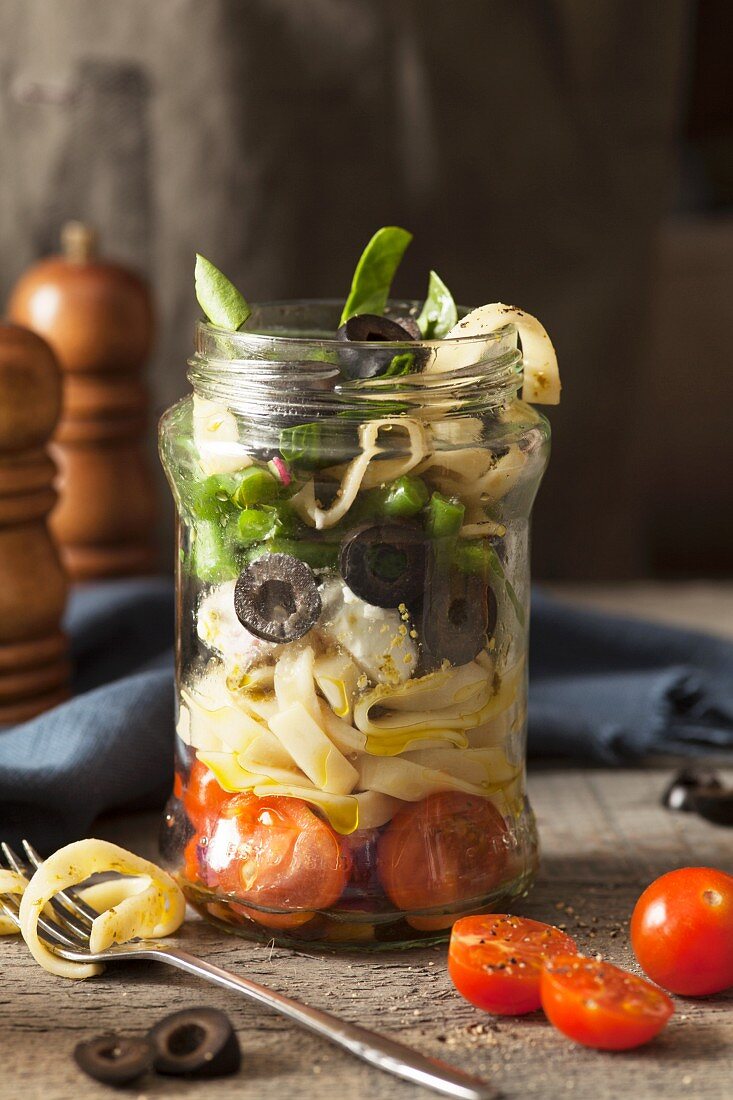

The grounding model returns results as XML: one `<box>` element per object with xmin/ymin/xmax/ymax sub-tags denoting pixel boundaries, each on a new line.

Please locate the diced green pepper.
<box><xmin>230</xmin><ymin>466</ymin><xmax>278</xmax><ymax>507</ymax></box>
<box><xmin>383</xmin><ymin>475</ymin><xmax>430</xmax><ymax>519</ymax></box>
<box><xmin>244</xmin><ymin>537</ymin><xmax>339</xmax><ymax>571</ymax></box>
<box><xmin>453</xmin><ymin>538</ymin><xmax>492</xmax><ymax>575</ymax></box>
<box><xmin>426</xmin><ymin>492</ymin><xmax>465</xmax><ymax>538</ymax></box>
<box><xmin>184</xmin><ymin>474</ymin><xmax>239</xmax><ymax>522</ymax></box>
<box><xmin>279</xmin><ymin>422</ymin><xmax>359</xmax><ymax>469</ymax></box>
<box><xmin>237</xmin><ymin>507</ymin><xmax>278</xmax><ymax>543</ymax></box>
<box><xmin>190</xmin><ymin>520</ymin><xmax>240</xmax><ymax>583</ymax></box>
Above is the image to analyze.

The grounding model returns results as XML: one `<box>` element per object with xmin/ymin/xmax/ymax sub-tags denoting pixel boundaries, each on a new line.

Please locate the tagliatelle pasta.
<box><xmin>0</xmin><ymin>869</ymin><xmax>25</xmax><ymax>935</ymax></box>
<box><xmin>357</xmin><ymin>753</ymin><xmax>517</xmax><ymax>803</ymax></box>
<box><xmin>292</xmin><ymin>417</ymin><xmax>429</xmax><ymax>529</ymax></box>
<box><xmin>15</xmin><ymin>839</ymin><xmax>185</xmax><ymax>980</ymax></box>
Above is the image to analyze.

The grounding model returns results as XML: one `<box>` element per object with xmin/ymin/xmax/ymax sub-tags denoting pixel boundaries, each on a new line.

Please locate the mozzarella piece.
<box><xmin>197</xmin><ymin>581</ymin><xmax>281</xmax><ymax>669</ymax></box>
<box><xmin>318</xmin><ymin>579</ymin><xmax>417</xmax><ymax>685</ymax></box>
<box><xmin>192</xmin><ymin>395</ymin><xmax>253</xmax><ymax>474</ymax></box>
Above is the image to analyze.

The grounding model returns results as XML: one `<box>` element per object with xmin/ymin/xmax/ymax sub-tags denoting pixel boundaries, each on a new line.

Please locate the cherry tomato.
<box><xmin>378</xmin><ymin>793</ymin><xmax>508</xmax><ymax>930</ymax></box>
<box><xmin>449</xmin><ymin>915</ymin><xmax>578</xmax><ymax>1015</ymax></box>
<box><xmin>631</xmin><ymin>866</ymin><xmax>733</xmax><ymax>996</ymax></box>
<box><xmin>540</xmin><ymin>955</ymin><xmax>674</xmax><ymax>1050</ymax></box>
<box><xmin>183</xmin><ymin>759</ymin><xmax>233</xmax><ymax>832</ymax></box>
<box><xmin>209</xmin><ymin>793</ymin><xmax>350</xmax><ymax>929</ymax></box>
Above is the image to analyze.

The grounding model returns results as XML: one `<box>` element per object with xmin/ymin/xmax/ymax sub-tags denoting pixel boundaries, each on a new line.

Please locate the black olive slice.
<box><xmin>234</xmin><ymin>552</ymin><xmax>321</xmax><ymax>642</ymax></box>
<box><xmin>73</xmin><ymin>1034</ymin><xmax>154</xmax><ymax>1086</ymax></box>
<box><xmin>336</xmin><ymin>314</ymin><xmax>418</xmax><ymax>380</ymax></box>
<box><xmin>688</xmin><ymin>788</ymin><xmax>733</xmax><ymax>826</ymax></box>
<box><xmin>339</xmin><ymin>523</ymin><xmax>425</xmax><ymax>608</ymax></box>
<box><xmin>661</xmin><ymin>768</ymin><xmax>724</xmax><ymax>812</ymax></box>
<box><xmin>337</xmin><ymin>314</ymin><xmax>417</xmax><ymax>343</ymax></box>
<box><xmin>392</xmin><ymin>315</ymin><xmax>422</xmax><ymax>340</ymax></box>
<box><xmin>148</xmin><ymin>1007</ymin><xmax>241</xmax><ymax>1079</ymax></box>
<box><xmin>422</xmin><ymin>562</ymin><xmax>488</xmax><ymax>666</ymax></box>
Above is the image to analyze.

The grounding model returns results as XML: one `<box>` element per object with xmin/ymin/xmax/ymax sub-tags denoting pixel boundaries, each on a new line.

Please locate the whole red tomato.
<box><xmin>631</xmin><ymin>866</ymin><xmax>733</xmax><ymax>996</ymax></box>
<box><xmin>378</xmin><ymin>792</ymin><xmax>508</xmax><ymax>930</ymax></box>
<box><xmin>183</xmin><ymin>758</ymin><xmax>233</xmax><ymax>833</ymax></box>
<box><xmin>209</xmin><ymin>792</ymin><xmax>351</xmax><ymax>929</ymax></box>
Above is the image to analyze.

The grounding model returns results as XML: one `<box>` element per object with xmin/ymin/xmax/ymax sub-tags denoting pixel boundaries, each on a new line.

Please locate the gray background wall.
<box><xmin>1</xmin><ymin>0</ymin><xmax>730</xmax><ymax>579</ymax></box>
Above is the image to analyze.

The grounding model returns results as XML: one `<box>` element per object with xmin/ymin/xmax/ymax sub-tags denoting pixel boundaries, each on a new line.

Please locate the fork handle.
<box><xmin>144</xmin><ymin>945</ymin><xmax>497</xmax><ymax>1100</ymax></box>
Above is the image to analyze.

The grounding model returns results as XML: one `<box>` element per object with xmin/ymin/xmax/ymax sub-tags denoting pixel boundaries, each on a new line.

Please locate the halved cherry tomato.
<box><xmin>209</xmin><ymin>793</ymin><xmax>351</xmax><ymax>929</ymax></box>
<box><xmin>183</xmin><ymin>758</ymin><xmax>233</xmax><ymax>833</ymax></box>
<box><xmin>449</xmin><ymin>915</ymin><xmax>578</xmax><ymax>1015</ymax></box>
<box><xmin>540</xmin><ymin>955</ymin><xmax>674</xmax><ymax>1050</ymax></box>
<box><xmin>631</xmin><ymin>866</ymin><xmax>733</xmax><ymax>995</ymax></box>
<box><xmin>378</xmin><ymin>793</ymin><xmax>508</xmax><ymax>930</ymax></box>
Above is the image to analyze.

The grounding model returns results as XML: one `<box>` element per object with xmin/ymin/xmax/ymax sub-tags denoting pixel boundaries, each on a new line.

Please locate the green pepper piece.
<box><xmin>184</xmin><ymin>474</ymin><xmax>238</xmax><ymax>522</ymax></box>
<box><xmin>426</xmin><ymin>492</ymin><xmax>465</xmax><ymax>539</ymax></box>
<box><xmin>279</xmin><ymin>422</ymin><xmax>359</xmax><ymax>469</ymax></box>
<box><xmin>230</xmin><ymin>466</ymin><xmax>278</xmax><ymax>507</ymax></box>
<box><xmin>237</xmin><ymin>507</ymin><xmax>278</xmax><ymax>543</ymax></box>
<box><xmin>190</xmin><ymin>520</ymin><xmax>240</xmax><ymax>583</ymax></box>
<box><xmin>339</xmin><ymin>226</ymin><xmax>413</xmax><ymax>325</ymax></box>
<box><xmin>453</xmin><ymin>538</ymin><xmax>492</xmax><ymax>575</ymax></box>
<box><xmin>383</xmin><ymin>476</ymin><xmax>430</xmax><ymax>519</ymax></box>
<box><xmin>244</xmin><ymin>537</ymin><xmax>339</xmax><ymax>571</ymax></box>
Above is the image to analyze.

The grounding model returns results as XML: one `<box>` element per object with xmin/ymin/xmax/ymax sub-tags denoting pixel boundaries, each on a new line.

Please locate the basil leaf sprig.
<box><xmin>417</xmin><ymin>269</ymin><xmax>458</xmax><ymax>339</ymax></box>
<box><xmin>195</xmin><ymin>253</ymin><xmax>252</xmax><ymax>331</ymax></box>
<box><xmin>339</xmin><ymin>226</ymin><xmax>413</xmax><ymax>325</ymax></box>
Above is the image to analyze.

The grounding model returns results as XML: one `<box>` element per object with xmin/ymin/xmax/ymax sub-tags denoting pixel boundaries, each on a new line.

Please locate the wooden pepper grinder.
<box><xmin>8</xmin><ymin>222</ymin><xmax>157</xmax><ymax>579</ymax></box>
<box><xmin>0</xmin><ymin>323</ymin><xmax>70</xmax><ymax>723</ymax></box>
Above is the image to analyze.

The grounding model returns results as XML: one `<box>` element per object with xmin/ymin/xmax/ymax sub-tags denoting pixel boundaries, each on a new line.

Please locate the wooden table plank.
<box><xmin>2</xmin><ymin>766</ymin><xmax>731</xmax><ymax>1100</ymax></box>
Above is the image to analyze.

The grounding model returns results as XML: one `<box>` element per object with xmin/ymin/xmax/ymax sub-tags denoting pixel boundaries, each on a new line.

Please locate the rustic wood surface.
<box><xmin>1</xmin><ymin>766</ymin><xmax>732</xmax><ymax>1100</ymax></box>
<box><xmin>1</xmin><ymin>585</ymin><xmax>732</xmax><ymax>1099</ymax></box>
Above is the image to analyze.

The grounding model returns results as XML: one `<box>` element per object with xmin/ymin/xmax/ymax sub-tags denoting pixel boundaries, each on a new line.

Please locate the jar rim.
<box><xmin>196</xmin><ymin>298</ymin><xmax>515</xmax><ymax>350</ymax></box>
<box><xmin>188</xmin><ymin>299</ymin><xmax>524</xmax><ymax>416</ymax></box>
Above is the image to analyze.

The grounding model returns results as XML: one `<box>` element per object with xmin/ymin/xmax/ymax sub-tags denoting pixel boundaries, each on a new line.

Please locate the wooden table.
<box><xmin>2</xmin><ymin>589</ymin><xmax>732</xmax><ymax>1100</ymax></box>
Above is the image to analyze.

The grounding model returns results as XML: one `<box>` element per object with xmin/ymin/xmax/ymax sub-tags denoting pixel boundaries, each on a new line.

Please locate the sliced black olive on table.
<box><xmin>422</xmin><ymin>562</ymin><xmax>489</xmax><ymax>666</ymax></box>
<box><xmin>662</xmin><ymin>769</ymin><xmax>733</xmax><ymax>825</ymax></box>
<box><xmin>73</xmin><ymin>1034</ymin><xmax>154</xmax><ymax>1086</ymax></box>
<box><xmin>340</xmin><ymin>522</ymin><xmax>425</xmax><ymax>608</ymax></box>
<box><xmin>148</xmin><ymin>1007</ymin><xmax>241</xmax><ymax>1078</ymax></box>
<box><xmin>234</xmin><ymin>552</ymin><xmax>321</xmax><ymax>642</ymax></box>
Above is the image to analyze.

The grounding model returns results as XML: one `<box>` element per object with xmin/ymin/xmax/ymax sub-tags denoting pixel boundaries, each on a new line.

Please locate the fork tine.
<box><xmin>2</xmin><ymin>842</ymin><xmax>90</xmax><ymax>940</ymax></box>
<box><xmin>0</xmin><ymin>890</ymin><xmax>82</xmax><ymax>949</ymax></box>
<box><xmin>1</xmin><ymin>841</ymin><xmax>27</xmax><ymax>877</ymax></box>
<box><xmin>21</xmin><ymin>840</ymin><xmax>98</xmax><ymax>928</ymax></box>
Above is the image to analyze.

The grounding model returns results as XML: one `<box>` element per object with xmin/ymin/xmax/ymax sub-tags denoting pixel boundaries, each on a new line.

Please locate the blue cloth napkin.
<box><xmin>0</xmin><ymin>579</ymin><xmax>731</xmax><ymax>850</ymax></box>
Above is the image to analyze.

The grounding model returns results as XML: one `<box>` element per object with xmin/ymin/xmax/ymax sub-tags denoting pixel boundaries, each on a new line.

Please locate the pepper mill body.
<box><xmin>8</xmin><ymin>224</ymin><xmax>157</xmax><ymax>579</ymax></box>
<box><xmin>0</xmin><ymin>323</ymin><xmax>70</xmax><ymax>723</ymax></box>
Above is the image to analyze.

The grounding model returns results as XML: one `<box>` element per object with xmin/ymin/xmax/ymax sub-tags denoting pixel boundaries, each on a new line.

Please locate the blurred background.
<box><xmin>0</xmin><ymin>0</ymin><xmax>730</xmax><ymax>581</ymax></box>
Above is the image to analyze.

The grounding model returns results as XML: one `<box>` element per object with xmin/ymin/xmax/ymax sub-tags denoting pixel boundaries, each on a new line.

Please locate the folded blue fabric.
<box><xmin>0</xmin><ymin>580</ymin><xmax>731</xmax><ymax>850</ymax></box>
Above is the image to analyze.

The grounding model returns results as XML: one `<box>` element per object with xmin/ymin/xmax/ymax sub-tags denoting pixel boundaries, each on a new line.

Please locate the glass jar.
<box><xmin>159</xmin><ymin>300</ymin><xmax>550</xmax><ymax>949</ymax></box>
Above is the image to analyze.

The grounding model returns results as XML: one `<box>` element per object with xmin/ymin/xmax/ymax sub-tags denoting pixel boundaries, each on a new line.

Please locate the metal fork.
<box><xmin>0</xmin><ymin>840</ymin><xmax>496</xmax><ymax>1100</ymax></box>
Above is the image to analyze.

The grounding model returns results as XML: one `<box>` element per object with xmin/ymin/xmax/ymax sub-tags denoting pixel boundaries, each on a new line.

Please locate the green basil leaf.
<box><xmin>195</xmin><ymin>253</ymin><xmax>251</xmax><ymax>331</ymax></box>
<box><xmin>417</xmin><ymin>269</ymin><xmax>458</xmax><ymax>339</ymax></box>
<box><xmin>339</xmin><ymin>226</ymin><xmax>413</xmax><ymax>325</ymax></box>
